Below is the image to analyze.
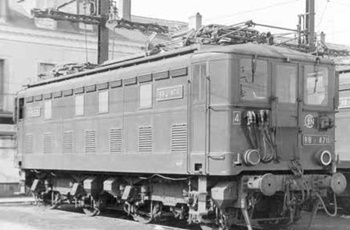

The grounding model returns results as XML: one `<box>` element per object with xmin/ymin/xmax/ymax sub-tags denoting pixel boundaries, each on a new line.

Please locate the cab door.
<box><xmin>189</xmin><ymin>62</ymin><xmax>208</xmax><ymax>174</ymax></box>
<box><xmin>271</xmin><ymin>63</ymin><xmax>299</xmax><ymax>160</ymax></box>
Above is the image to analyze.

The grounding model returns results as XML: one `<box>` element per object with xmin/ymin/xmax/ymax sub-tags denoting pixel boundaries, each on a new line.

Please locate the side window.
<box><xmin>75</xmin><ymin>94</ymin><xmax>84</xmax><ymax>116</ymax></box>
<box><xmin>276</xmin><ymin>65</ymin><xmax>297</xmax><ymax>103</ymax></box>
<box><xmin>192</xmin><ymin>63</ymin><xmax>206</xmax><ymax>102</ymax></box>
<box><xmin>339</xmin><ymin>90</ymin><xmax>350</xmax><ymax>109</ymax></box>
<box><xmin>304</xmin><ymin>66</ymin><xmax>329</xmax><ymax>106</ymax></box>
<box><xmin>44</xmin><ymin>100</ymin><xmax>52</xmax><ymax>119</ymax></box>
<box><xmin>98</xmin><ymin>91</ymin><xmax>109</xmax><ymax>113</ymax></box>
<box><xmin>18</xmin><ymin>98</ymin><xmax>24</xmax><ymax>120</ymax></box>
<box><xmin>140</xmin><ymin>84</ymin><xmax>153</xmax><ymax>109</ymax></box>
<box><xmin>240</xmin><ymin>58</ymin><xmax>268</xmax><ymax>101</ymax></box>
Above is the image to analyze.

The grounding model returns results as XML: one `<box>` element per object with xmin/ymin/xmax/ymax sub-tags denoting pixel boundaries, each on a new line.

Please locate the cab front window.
<box><xmin>304</xmin><ymin>65</ymin><xmax>329</xmax><ymax>106</ymax></box>
<box><xmin>240</xmin><ymin>58</ymin><xmax>268</xmax><ymax>101</ymax></box>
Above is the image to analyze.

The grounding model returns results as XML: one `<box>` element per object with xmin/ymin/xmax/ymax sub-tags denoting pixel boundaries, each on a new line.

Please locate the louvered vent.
<box><xmin>43</xmin><ymin>133</ymin><xmax>52</xmax><ymax>154</ymax></box>
<box><xmin>85</xmin><ymin>130</ymin><xmax>96</xmax><ymax>153</ymax></box>
<box><xmin>171</xmin><ymin>124</ymin><xmax>187</xmax><ymax>153</ymax></box>
<box><xmin>139</xmin><ymin>126</ymin><xmax>152</xmax><ymax>153</ymax></box>
<box><xmin>25</xmin><ymin>134</ymin><xmax>33</xmax><ymax>154</ymax></box>
<box><xmin>63</xmin><ymin>131</ymin><xmax>73</xmax><ymax>154</ymax></box>
<box><xmin>110</xmin><ymin>128</ymin><xmax>122</xmax><ymax>154</ymax></box>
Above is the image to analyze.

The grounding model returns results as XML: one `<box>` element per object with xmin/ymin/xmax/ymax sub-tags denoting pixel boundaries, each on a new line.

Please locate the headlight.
<box><xmin>243</xmin><ymin>149</ymin><xmax>260</xmax><ymax>166</ymax></box>
<box><xmin>317</xmin><ymin>150</ymin><xmax>332</xmax><ymax>166</ymax></box>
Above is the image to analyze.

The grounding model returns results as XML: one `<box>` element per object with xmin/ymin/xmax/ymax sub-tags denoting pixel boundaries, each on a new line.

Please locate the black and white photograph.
<box><xmin>0</xmin><ymin>0</ymin><xmax>350</xmax><ymax>229</ymax></box>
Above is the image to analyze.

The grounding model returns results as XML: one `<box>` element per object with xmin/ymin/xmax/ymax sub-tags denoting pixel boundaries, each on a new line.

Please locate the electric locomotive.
<box><xmin>14</xmin><ymin>43</ymin><xmax>347</xmax><ymax>230</ymax></box>
<box><xmin>335</xmin><ymin>68</ymin><xmax>350</xmax><ymax>213</ymax></box>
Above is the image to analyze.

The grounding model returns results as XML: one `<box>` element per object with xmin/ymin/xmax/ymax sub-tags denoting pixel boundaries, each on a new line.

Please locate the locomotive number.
<box><xmin>302</xmin><ymin>134</ymin><xmax>331</xmax><ymax>145</ymax></box>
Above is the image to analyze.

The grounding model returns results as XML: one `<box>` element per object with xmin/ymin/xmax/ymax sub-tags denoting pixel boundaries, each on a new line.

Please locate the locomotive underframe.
<box><xmin>25</xmin><ymin>169</ymin><xmax>346</xmax><ymax>230</ymax></box>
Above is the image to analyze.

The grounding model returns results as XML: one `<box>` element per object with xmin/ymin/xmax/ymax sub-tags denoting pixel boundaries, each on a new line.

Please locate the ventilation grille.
<box><xmin>63</xmin><ymin>131</ymin><xmax>73</xmax><ymax>154</ymax></box>
<box><xmin>85</xmin><ymin>130</ymin><xmax>96</xmax><ymax>154</ymax></box>
<box><xmin>25</xmin><ymin>134</ymin><xmax>33</xmax><ymax>154</ymax></box>
<box><xmin>110</xmin><ymin>128</ymin><xmax>122</xmax><ymax>154</ymax></box>
<box><xmin>171</xmin><ymin>124</ymin><xmax>187</xmax><ymax>153</ymax></box>
<box><xmin>43</xmin><ymin>133</ymin><xmax>52</xmax><ymax>154</ymax></box>
<box><xmin>139</xmin><ymin>126</ymin><xmax>152</xmax><ymax>153</ymax></box>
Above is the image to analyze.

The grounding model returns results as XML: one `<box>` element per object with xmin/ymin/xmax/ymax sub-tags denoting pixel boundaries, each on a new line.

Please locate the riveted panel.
<box><xmin>110</xmin><ymin>128</ymin><xmax>122</xmax><ymax>154</ymax></box>
<box><xmin>171</xmin><ymin>124</ymin><xmax>187</xmax><ymax>153</ymax></box>
<box><xmin>139</xmin><ymin>126</ymin><xmax>152</xmax><ymax>153</ymax></box>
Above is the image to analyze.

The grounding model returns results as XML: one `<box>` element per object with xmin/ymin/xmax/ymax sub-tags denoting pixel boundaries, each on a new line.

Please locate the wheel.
<box><xmin>82</xmin><ymin>197</ymin><xmax>100</xmax><ymax>217</ymax></box>
<box><xmin>83</xmin><ymin>207</ymin><xmax>100</xmax><ymax>217</ymax></box>
<box><xmin>131</xmin><ymin>201</ymin><xmax>160</xmax><ymax>224</ymax></box>
<box><xmin>132</xmin><ymin>212</ymin><xmax>153</xmax><ymax>224</ymax></box>
<box><xmin>199</xmin><ymin>224</ymin><xmax>222</xmax><ymax>230</ymax></box>
<box><xmin>33</xmin><ymin>190</ymin><xmax>61</xmax><ymax>209</ymax></box>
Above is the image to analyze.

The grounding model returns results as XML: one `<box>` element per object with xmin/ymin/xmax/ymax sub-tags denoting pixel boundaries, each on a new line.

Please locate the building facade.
<box><xmin>0</xmin><ymin>0</ymin><xmax>186</xmax><ymax>192</ymax></box>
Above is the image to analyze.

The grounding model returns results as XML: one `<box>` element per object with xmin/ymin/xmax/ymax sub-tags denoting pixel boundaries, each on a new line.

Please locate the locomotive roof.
<box><xmin>200</xmin><ymin>43</ymin><xmax>333</xmax><ymax>64</ymax></box>
<box><xmin>20</xmin><ymin>43</ymin><xmax>333</xmax><ymax>96</ymax></box>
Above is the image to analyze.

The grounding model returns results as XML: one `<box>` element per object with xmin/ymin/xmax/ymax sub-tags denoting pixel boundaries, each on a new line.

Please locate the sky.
<box><xmin>132</xmin><ymin>0</ymin><xmax>350</xmax><ymax>46</ymax></box>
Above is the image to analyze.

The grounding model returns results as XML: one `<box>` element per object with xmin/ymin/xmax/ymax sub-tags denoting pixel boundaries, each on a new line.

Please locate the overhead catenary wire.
<box><xmin>316</xmin><ymin>0</ymin><xmax>330</xmax><ymax>29</ymax></box>
<box><xmin>205</xmin><ymin>0</ymin><xmax>302</xmax><ymax>23</ymax></box>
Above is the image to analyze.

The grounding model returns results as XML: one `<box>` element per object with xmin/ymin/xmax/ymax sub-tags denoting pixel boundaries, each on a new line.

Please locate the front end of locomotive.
<box><xmin>195</xmin><ymin>48</ymin><xmax>347</xmax><ymax>230</ymax></box>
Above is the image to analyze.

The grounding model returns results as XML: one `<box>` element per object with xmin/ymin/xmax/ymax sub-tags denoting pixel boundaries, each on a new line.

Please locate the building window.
<box><xmin>98</xmin><ymin>91</ymin><xmax>109</xmax><ymax>113</ymax></box>
<box><xmin>75</xmin><ymin>95</ymin><xmax>84</xmax><ymax>116</ymax></box>
<box><xmin>44</xmin><ymin>100</ymin><xmax>52</xmax><ymax>119</ymax></box>
<box><xmin>140</xmin><ymin>84</ymin><xmax>152</xmax><ymax>109</ymax></box>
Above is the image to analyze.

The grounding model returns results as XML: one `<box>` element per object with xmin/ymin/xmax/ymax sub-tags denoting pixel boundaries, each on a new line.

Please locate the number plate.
<box><xmin>302</xmin><ymin>134</ymin><xmax>332</xmax><ymax>145</ymax></box>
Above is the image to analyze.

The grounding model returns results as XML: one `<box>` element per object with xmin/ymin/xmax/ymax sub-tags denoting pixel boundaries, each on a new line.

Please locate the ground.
<box><xmin>0</xmin><ymin>202</ymin><xmax>349</xmax><ymax>230</ymax></box>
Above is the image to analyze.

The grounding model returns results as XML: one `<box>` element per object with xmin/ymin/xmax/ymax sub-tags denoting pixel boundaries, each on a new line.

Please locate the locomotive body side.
<box><xmin>14</xmin><ymin>44</ymin><xmax>347</xmax><ymax>229</ymax></box>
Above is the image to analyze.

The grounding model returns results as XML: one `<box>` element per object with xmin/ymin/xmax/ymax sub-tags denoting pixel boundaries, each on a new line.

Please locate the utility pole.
<box><xmin>97</xmin><ymin>0</ymin><xmax>110</xmax><ymax>64</ymax></box>
<box><xmin>305</xmin><ymin>0</ymin><xmax>315</xmax><ymax>52</ymax></box>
